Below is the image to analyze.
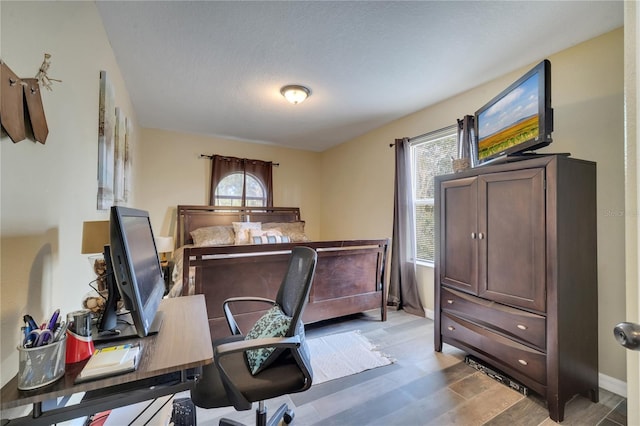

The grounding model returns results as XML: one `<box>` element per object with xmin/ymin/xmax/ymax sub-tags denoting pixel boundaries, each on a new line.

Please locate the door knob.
<box><xmin>613</xmin><ymin>322</ymin><xmax>640</xmax><ymax>350</ymax></box>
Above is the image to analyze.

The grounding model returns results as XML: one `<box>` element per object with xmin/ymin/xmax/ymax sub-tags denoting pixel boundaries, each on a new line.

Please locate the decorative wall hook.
<box><xmin>35</xmin><ymin>53</ymin><xmax>61</xmax><ymax>91</ymax></box>
<box><xmin>0</xmin><ymin>57</ymin><xmax>50</xmax><ymax>143</ymax></box>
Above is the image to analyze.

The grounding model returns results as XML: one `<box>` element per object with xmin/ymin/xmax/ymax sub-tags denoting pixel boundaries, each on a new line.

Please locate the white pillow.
<box><xmin>249</xmin><ymin>228</ymin><xmax>282</xmax><ymax>238</ymax></box>
<box><xmin>232</xmin><ymin>222</ymin><xmax>261</xmax><ymax>245</ymax></box>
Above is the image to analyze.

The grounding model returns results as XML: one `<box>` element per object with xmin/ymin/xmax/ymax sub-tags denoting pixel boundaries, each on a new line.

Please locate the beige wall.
<box><xmin>136</xmin><ymin>128</ymin><xmax>322</xmax><ymax>241</ymax></box>
<box><xmin>0</xmin><ymin>1</ymin><xmax>140</xmax><ymax>386</ymax></box>
<box><xmin>624</xmin><ymin>1</ymin><xmax>639</xmax><ymax>421</ymax></box>
<box><xmin>320</xmin><ymin>29</ymin><xmax>626</xmax><ymax>382</ymax></box>
<box><xmin>0</xmin><ymin>0</ymin><xmax>628</xmax><ymax>395</ymax></box>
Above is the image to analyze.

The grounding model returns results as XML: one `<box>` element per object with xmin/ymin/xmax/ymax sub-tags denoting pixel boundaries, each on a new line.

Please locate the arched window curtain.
<box><xmin>209</xmin><ymin>155</ymin><xmax>274</xmax><ymax>206</ymax></box>
<box><xmin>388</xmin><ymin>138</ymin><xmax>425</xmax><ymax>317</ymax></box>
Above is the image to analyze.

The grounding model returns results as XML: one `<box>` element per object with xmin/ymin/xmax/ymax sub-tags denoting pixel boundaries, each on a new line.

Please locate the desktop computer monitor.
<box><xmin>98</xmin><ymin>206</ymin><xmax>165</xmax><ymax>340</ymax></box>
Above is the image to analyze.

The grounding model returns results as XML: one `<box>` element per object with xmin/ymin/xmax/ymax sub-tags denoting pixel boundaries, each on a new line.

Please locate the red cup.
<box><xmin>65</xmin><ymin>309</ymin><xmax>94</xmax><ymax>363</ymax></box>
<box><xmin>65</xmin><ymin>331</ymin><xmax>94</xmax><ymax>364</ymax></box>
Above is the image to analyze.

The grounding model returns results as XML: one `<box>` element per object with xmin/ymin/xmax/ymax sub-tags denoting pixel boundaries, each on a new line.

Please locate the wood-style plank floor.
<box><xmin>182</xmin><ymin>309</ymin><xmax>627</xmax><ymax>426</ymax></box>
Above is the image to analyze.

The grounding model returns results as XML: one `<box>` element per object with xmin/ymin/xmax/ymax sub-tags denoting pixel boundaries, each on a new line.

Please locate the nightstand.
<box><xmin>161</xmin><ymin>261</ymin><xmax>173</xmax><ymax>295</ymax></box>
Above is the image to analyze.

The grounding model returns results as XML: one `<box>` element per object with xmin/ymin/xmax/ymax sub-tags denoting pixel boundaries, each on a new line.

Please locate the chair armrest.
<box><xmin>214</xmin><ymin>335</ymin><xmax>302</xmax><ymax>359</ymax></box>
<box><xmin>223</xmin><ymin>296</ymin><xmax>276</xmax><ymax>305</ymax></box>
<box><xmin>222</xmin><ymin>297</ymin><xmax>277</xmax><ymax>336</ymax></box>
<box><xmin>211</xmin><ymin>335</ymin><xmax>303</xmax><ymax>410</ymax></box>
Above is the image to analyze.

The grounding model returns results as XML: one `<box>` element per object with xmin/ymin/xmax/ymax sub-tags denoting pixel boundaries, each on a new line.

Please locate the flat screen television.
<box><xmin>96</xmin><ymin>206</ymin><xmax>165</xmax><ymax>341</ymax></box>
<box><xmin>474</xmin><ymin>59</ymin><xmax>553</xmax><ymax>166</ymax></box>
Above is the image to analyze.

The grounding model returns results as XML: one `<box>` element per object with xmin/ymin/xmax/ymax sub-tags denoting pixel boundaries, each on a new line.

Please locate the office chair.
<box><xmin>191</xmin><ymin>246</ymin><xmax>317</xmax><ymax>426</ymax></box>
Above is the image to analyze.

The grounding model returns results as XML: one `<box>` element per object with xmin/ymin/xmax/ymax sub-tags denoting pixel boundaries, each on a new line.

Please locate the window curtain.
<box><xmin>388</xmin><ymin>138</ymin><xmax>425</xmax><ymax>317</ymax></box>
<box><xmin>209</xmin><ymin>155</ymin><xmax>273</xmax><ymax>206</ymax></box>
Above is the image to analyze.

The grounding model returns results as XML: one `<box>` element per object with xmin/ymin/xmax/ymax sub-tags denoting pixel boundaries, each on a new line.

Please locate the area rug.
<box><xmin>307</xmin><ymin>331</ymin><xmax>394</xmax><ymax>385</ymax></box>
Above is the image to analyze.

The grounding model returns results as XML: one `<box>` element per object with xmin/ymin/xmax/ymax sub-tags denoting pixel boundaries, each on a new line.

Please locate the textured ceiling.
<box><xmin>96</xmin><ymin>1</ymin><xmax>623</xmax><ymax>152</ymax></box>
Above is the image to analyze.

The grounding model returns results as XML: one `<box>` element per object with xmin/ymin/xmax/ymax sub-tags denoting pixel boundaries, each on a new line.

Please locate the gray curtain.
<box><xmin>388</xmin><ymin>138</ymin><xmax>425</xmax><ymax>317</ymax></box>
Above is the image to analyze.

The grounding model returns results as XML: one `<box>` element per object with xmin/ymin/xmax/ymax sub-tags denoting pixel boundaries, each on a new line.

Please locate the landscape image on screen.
<box><xmin>477</xmin><ymin>73</ymin><xmax>540</xmax><ymax>160</ymax></box>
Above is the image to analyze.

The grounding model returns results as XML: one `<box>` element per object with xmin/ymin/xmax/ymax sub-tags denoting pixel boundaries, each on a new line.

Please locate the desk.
<box><xmin>1</xmin><ymin>295</ymin><xmax>213</xmax><ymax>425</ymax></box>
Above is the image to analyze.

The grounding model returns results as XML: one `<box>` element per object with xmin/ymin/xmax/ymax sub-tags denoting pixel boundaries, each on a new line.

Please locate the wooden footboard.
<box><xmin>182</xmin><ymin>239</ymin><xmax>389</xmax><ymax>340</ymax></box>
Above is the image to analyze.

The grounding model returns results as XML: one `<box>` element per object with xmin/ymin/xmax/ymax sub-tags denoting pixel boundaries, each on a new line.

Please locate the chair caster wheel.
<box><xmin>284</xmin><ymin>410</ymin><xmax>295</xmax><ymax>424</ymax></box>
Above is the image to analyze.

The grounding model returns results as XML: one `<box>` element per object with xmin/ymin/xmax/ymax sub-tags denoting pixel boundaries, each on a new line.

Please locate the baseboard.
<box><xmin>425</xmin><ymin>308</ymin><xmax>434</xmax><ymax>320</ymax></box>
<box><xmin>599</xmin><ymin>373</ymin><xmax>627</xmax><ymax>397</ymax></box>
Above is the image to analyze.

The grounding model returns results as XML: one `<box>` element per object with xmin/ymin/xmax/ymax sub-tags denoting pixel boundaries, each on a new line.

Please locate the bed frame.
<box><xmin>176</xmin><ymin>205</ymin><xmax>389</xmax><ymax>340</ymax></box>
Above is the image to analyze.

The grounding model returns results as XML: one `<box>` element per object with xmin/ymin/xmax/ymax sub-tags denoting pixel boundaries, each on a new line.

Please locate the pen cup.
<box><xmin>17</xmin><ymin>335</ymin><xmax>66</xmax><ymax>390</ymax></box>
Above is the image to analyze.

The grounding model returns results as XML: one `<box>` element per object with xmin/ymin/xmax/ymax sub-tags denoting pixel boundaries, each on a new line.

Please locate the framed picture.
<box><xmin>114</xmin><ymin>107</ymin><xmax>125</xmax><ymax>203</ymax></box>
<box><xmin>97</xmin><ymin>71</ymin><xmax>131</xmax><ymax>209</ymax></box>
<box><xmin>97</xmin><ymin>70</ymin><xmax>115</xmax><ymax>210</ymax></box>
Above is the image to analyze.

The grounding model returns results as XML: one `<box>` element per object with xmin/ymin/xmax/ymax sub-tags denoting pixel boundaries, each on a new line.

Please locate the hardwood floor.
<box><xmin>184</xmin><ymin>309</ymin><xmax>627</xmax><ymax>426</ymax></box>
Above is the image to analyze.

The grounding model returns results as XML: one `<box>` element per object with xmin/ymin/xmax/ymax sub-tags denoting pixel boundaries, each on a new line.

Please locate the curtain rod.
<box><xmin>199</xmin><ymin>154</ymin><xmax>279</xmax><ymax>166</ymax></box>
<box><xmin>389</xmin><ymin>124</ymin><xmax>458</xmax><ymax>148</ymax></box>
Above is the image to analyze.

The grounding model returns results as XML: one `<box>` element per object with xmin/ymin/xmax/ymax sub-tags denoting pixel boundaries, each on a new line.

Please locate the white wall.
<box><xmin>0</xmin><ymin>1</ymin><xmax>139</xmax><ymax>386</ymax></box>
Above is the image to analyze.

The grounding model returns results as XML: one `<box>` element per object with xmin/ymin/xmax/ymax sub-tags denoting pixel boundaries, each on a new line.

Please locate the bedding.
<box><xmin>168</xmin><ymin>216</ymin><xmax>311</xmax><ymax>297</ymax></box>
<box><xmin>169</xmin><ymin>205</ymin><xmax>389</xmax><ymax>340</ymax></box>
<box><xmin>190</xmin><ymin>225</ymin><xmax>234</xmax><ymax>246</ymax></box>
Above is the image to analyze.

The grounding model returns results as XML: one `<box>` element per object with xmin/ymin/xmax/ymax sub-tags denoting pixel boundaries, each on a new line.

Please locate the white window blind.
<box><xmin>411</xmin><ymin>125</ymin><xmax>457</xmax><ymax>263</ymax></box>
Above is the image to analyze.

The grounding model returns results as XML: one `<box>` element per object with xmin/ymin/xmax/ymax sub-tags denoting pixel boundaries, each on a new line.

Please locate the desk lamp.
<box><xmin>155</xmin><ymin>236</ymin><xmax>174</xmax><ymax>266</ymax></box>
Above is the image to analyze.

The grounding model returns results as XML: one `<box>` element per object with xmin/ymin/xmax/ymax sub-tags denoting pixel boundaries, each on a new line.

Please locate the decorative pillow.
<box><xmin>262</xmin><ymin>222</ymin><xmax>309</xmax><ymax>242</ymax></box>
<box><xmin>232</xmin><ymin>222</ymin><xmax>262</xmax><ymax>245</ymax></box>
<box><xmin>190</xmin><ymin>226</ymin><xmax>235</xmax><ymax>247</ymax></box>
<box><xmin>252</xmin><ymin>235</ymin><xmax>291</xmax><ymax>244</ymax></box>
<box><xmin>249</xmin><ymin>229</ymin><xmax>290</xmax><ymax>244</ymax></box>
<box><xmin>245</xmin><ymin>305</ymin><xmax>291</xmax><ymax>375</ymax></box>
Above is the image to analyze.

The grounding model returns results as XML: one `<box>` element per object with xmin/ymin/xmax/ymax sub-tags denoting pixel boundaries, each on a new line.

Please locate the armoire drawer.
<box><xmin>441</xmin><ymin>287</ymin><xmax>546</xmax><ymax>350</ymax></box>
<box><xmin>441</xmin><ymin>313</ymin><xmax>547</xmax><ymax>386</ymax></box>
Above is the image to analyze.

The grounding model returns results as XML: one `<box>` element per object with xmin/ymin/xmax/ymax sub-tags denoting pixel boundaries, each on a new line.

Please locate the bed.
<box><xmin>170</xmin><ymin>205</ymin><xmax>389</xmax><ymax>340</ymax></box>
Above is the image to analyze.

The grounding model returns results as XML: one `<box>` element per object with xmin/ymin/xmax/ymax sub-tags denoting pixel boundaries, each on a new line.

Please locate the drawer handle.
<box><xmin>516</xmin><ymin>324</ymin><xmax>528</xmax><ymax>330</ymax></box>
<box><xmin>446</xmin><ymin>299</ymin><xmax>454</xmax><ymax>304</ymax></box>
<box><xmin>518</xmin><ymin>359</ymin><xmax>528</xmax><ymax>366</ymax></box>
<box><xmin>447</xmin><ymin>326</ymin><xmax>455</xmax><ymax>331</ymax></box>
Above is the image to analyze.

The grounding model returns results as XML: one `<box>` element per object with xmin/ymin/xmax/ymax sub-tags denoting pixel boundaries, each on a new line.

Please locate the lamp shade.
<box><xmin>155</xmin><ymin>236</ymin><xmax>174</xmax><ymax>253</ymax></box>
<box><xmin>81</xmin><ymin>221</ymin><xmax>110</xmax><ymax>254</ymax></box>
<box><xmin>280</xmin><ymin>85</ymin><xmax>310</xmax><ymax>104</ymax></box>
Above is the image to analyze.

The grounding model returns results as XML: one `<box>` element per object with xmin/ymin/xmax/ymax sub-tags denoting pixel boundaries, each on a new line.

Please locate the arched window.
<box><xmin>208</xmin><ymin>155</ymin><xmax>273</xmax><ymax>207</ymax></box>
<box><xmin>214</xmin><ymin>172</ymin><xmax>267</xmax><ymax>206</ymax></box>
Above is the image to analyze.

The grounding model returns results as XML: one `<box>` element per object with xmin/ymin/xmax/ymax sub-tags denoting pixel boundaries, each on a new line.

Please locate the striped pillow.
<box><xmin>252</xmin><ymin>235</ymin><xmax>291</xmax><ymax>244</ymax></box>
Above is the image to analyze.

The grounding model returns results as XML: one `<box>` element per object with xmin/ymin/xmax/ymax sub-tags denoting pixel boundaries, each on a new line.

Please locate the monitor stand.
<box><xmin>92</xmin><ymin>311</ymin><xmax>164</xmax><ymax>343</ymax></box>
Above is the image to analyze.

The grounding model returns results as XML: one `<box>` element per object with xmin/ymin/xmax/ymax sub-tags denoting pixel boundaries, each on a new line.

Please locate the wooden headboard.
<box><xmin>177</xmin><ymin>205</ymin><xmax>301</xmax><ymax>247</ymax></box>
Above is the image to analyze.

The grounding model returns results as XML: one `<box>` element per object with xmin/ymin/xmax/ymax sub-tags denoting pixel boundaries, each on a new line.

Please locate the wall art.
<box><xmin>97</xmin><ymin>70</ymin><xmax>115</xmax><ymax>210</ymax></box>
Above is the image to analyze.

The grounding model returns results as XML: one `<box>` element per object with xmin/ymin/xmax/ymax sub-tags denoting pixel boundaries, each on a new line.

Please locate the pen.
<box><xmin>47</xmin><ymin>309</ymin><xmax>60</xmax><ymax>331</ymax></box>
<box><xmin>23</xmin><ymin>315</ymin><xmax>38</xmax><ymax>332</ymax></box>
<box><xmin>52</xmin><ymin>321</ymin><xmax>68</xmax><ymax>342</ymax></box>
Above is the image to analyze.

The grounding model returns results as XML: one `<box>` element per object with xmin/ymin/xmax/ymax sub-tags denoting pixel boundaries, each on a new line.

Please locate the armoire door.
<box><xmin>439</xmin><ymin>176</ymin><xmax>478</xmax><ymax>295</ymax></box>
<box><xmin>477</xmin><ymin>168</ymin><xmax>547</xmax><ymax>312</ymax></box>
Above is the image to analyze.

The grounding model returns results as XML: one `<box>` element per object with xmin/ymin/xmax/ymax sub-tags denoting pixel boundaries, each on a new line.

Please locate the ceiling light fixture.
<box><xmin>280</xmin><ymin>85</ymin><xmax>311</xmax><ymax>104</ymax></box>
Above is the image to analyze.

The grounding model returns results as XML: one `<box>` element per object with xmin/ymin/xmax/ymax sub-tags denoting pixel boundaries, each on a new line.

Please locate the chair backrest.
<box><xmin>276</xmin><ymin>246</ymin><xmax>317</xmax><ymax>337</ymax></box>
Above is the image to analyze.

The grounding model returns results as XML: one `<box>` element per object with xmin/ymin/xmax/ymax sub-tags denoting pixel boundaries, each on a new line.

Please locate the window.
<box><xmin>214</xmin><ymin>172</ymin><xmax>267</xmax><ymax>206</ymax></box>
<box><xmin>208</xmin><ymin>155</ymin><xmax>274</xmax><ymax>207</ymax></box>
<box><xmin>411</xmin><ymin>125</ymin><xmax>458</xmax><ymax>263</ymax></box>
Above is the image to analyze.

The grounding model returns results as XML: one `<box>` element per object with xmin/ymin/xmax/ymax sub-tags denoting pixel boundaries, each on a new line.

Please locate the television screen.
<box><xmin>474</xmin><ymin>59</ymin><xmax>553</xmax><ymax>166</ymax></box>
<box><xmin>108</xmin><ymin>206</ymin><xmax>165</xmax><ymax>339</ymax></box>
